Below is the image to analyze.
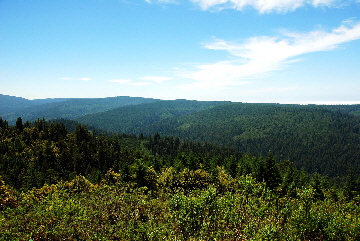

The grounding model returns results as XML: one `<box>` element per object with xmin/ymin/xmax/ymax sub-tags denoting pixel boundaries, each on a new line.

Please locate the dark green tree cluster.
<box><xmin>0</xmin><ymin>117</ymin><xmax>147</xmax><ymax>190</ymax></box>
<box><xmin>2</xmin><ymin>117</ymin><xmax>360</xmax><ymax>193</ymax></box>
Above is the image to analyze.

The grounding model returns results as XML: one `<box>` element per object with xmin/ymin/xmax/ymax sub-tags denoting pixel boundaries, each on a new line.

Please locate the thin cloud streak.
<box><xmin>79</xmin><ymin>78</ymin><xmax>91</xmax><ymax>81</ymax></box>
<box><xmin>179</xmin><ymin>21</ymin><xmax>360</xmax><ymax>89</ymax></box>
<box><xmin>146</xmin><ymin>0</ymin><xmax>357</xmax><ymax>13</ymax></box>
<box><xmin>190</xmin><ymin>0</ymin><xmax>353</xmax><ymax>13</ymax></box>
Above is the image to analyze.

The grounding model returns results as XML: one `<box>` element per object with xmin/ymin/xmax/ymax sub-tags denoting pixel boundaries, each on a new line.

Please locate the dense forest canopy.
<box><xmin>77</xmin><ymin>102</ymin><xmax>360</xmax><ymax>177</ymax></box>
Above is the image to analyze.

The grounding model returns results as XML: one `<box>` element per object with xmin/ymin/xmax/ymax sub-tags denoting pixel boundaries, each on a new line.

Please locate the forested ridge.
<box><xmin>1</xmin><ymin>118</ymin><xmax>360</xmax><ymax>240</ymax></box>
<box><xmin>77</xmin><ymin>102</ymin><xmax>360</xmax><ymax>177</ymax></box>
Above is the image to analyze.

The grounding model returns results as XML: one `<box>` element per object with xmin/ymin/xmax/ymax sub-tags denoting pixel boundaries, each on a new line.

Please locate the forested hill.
<box><xmin>0</xmin><ymin>94</ymin><xmax>69</xmax><ymax>116</ymax></box>
<box><xmin>1</xmin><ymin>95</ymin><xmax>159</xmax><ymax>124</ymax></box>
<box><xmin>77</xmin><ymin>102</ymin><xmax>360</xmax><ymax>177</ymax></box>
<box><xmin>76</xmin><ymin>99</ymin><xmax>229</xmax><ymax>133</ymax></box>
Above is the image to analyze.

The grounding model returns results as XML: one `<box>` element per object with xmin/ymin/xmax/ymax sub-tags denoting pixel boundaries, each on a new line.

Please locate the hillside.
<box><xmin>144</xmin><ymin>103</ymin><xmax>360</xmax><ymax>177</ymax></box>
<box><xmin>77</xmin><ymin>102</ymin><xmax>360</xmax><ymax>177</ymax></box>
<box><xmin>1</xmin><ymin>96</ymin><xmax>159</xmax><ymax>124</ymax></box>
<box><xmin>76</xmin><ymin>99</ymin><xmax>229</xmax><ymax>133</ymax></box>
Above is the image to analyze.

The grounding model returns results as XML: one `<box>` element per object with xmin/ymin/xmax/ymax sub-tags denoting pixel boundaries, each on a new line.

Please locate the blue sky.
<box><xmin>1</xmin><ymin>0</ymin><xmax>360</xmax><ymax>103</ymax></box>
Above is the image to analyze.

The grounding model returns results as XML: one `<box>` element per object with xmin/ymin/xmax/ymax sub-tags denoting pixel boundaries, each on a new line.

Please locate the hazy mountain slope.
<box><xmin>2</xmin><ymin>96</ymin><xmax>158</xmax><ymax>124</ymax></box>
<box><xmin>76</xmin><ymin>100</ymin><xmax>229</xmax><ymax>133</ymax></box>
<box><xmin>0</xmin><ymin>94</ymin><xmax>68</xmax><ymax>116</ymax></box>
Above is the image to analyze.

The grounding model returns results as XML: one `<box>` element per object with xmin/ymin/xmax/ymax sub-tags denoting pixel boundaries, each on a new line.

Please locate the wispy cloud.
<box><xmin>179</xmin><ymin>21</ymin><xmax>360</xmax><ymax>89</ymax></box>
<box><xmin>146</xmin><ymin>0</ymin><xmax>357</xmax><ymax>12</ymax></box>
<box><xmin>60</xmin><ymin>77</ymin><xmax>92</xmax><ymax>81</ymax></box>
<box><xmin>140</xmin><ymin>76</ymin><xmax>173</xmax><ymax>83</ymax></box>
<box><xmin>108</xmin><ymin>79</ymin><xmax>133</xmax><ymax>84</ymax></box>
<box><xmin>189</xmin><ymin>0</ymin><xmax>355</xmax><ymax>13</ymax></box>
<box><xmin>79</xmin><ymin>78</ymin><xmax>91</xmax><ymax>81</ymax></box>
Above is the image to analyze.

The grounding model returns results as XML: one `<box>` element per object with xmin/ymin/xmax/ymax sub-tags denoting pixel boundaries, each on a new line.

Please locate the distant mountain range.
<box><xmin>0</xmin><ymin>94</ymin><xmax>159</xmax><ymax>124</ymax></box>
<box><xmin>2</xmin><ymin>93</ymin><xmax>360</xmax><ymax>177</ymax></box>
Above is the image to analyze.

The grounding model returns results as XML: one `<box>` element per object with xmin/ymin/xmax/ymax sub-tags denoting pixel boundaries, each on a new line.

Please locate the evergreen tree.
<box><xmin>15</xmin><ymin>117</ymin><xmax>23</xmax><ymax>132</ymax></box>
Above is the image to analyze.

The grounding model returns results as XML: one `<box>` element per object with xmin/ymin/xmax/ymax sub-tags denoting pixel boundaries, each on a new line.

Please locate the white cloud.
<box><xmin>140</xmin><ymin>76</ymin><xmax>173</xmax><ymax>83</ymax></box>
<box><xmin>108</xmin><ymin>79</ymin><xmax>133</xmax><ymax>84</ymax></box>
<box><xmin>190</xmin><ymin>0</ymin><xmax>354</xmax><ymax>13</ymax></box>
<box><xmin>145</xmin><ymin>0</ymin><xmax>357</xmax><ymax>12</ymax></box>
<box><xmin>79</xmin><ymin>78</ymin><xmax>91</xmax><ymax>81</ymax></box>
<box><xmin>179</xmin><ymin>61</ymin><xmax>253</xmax><ymax>89</ymax></box>
<box><xmin>180</xmin><ymin>21</ymin><xmax>360</xmax><ymax>89</ymax></box>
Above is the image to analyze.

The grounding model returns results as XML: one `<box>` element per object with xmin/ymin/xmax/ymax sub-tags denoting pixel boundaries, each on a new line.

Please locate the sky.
<box><xmin>1</xmin><ymin>0</ymin><xmax>360</xmax><ymax>104</ymax></box>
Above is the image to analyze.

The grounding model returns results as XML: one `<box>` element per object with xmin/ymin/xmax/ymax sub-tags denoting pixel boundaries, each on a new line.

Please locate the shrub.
<box><xmin>0</xmin><ymin>176</ymin><xmax>18</xmax><ymax>210</ymax></box>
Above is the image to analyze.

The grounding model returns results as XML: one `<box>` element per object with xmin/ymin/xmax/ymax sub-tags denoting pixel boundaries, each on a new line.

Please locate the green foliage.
<box><xmin>1</xmin><ymin>169</ymin><xmax>360</xmax><ymax>240</ymax></box>
<box><xmin>170</xmin><ymin>187</ymin><xmax>218</xmax><ymax>239</ymax></box>
<box><xmin>61</xmin><ymin>175</ymin><xmax>95</xmax><ymax>194</ymax></box>
<box><xmin>0</xmin><ymin>176</ymin><xmax>18</xmax><ymax>210</ymax></box>
<box><xmin>1</xmin><ymin>117</ymin><xmax>360</xmax><ymax>239</ymax></box>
